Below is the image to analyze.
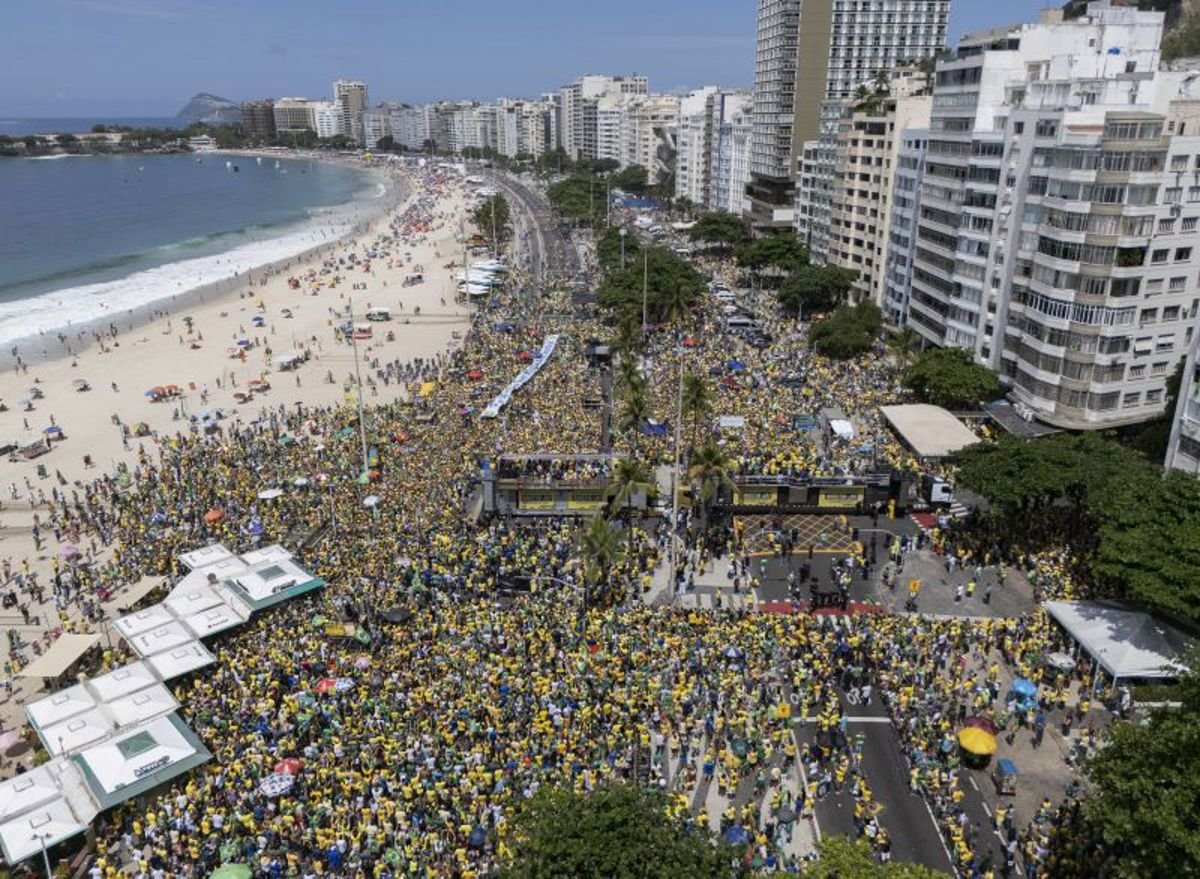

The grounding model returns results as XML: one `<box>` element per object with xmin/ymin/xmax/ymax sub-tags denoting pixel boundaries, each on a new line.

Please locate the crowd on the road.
<box><xmin>0</xmin><ymin>190</ymin><xmax>1115</xmax><ymax>879</ymax></box>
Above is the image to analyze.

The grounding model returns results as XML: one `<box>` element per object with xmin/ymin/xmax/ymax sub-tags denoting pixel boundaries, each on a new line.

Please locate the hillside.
<box><xmin>175</xmin><ymin>93</ymin><xmax>241</xmax><ymax>126</ymax></box>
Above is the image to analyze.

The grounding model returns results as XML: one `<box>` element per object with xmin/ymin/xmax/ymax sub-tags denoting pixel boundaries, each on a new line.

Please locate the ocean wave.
<box><xmin>25</xmin><ymin>154</ymin><xmax>89</xmax><ymax>161</ymax></box>
<box><xmin>0</xmin><ymin>217</ymin><xmax>356</xmax><ymax>351</ymax></box>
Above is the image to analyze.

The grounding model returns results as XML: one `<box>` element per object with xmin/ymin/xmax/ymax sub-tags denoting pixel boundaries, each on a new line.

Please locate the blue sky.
<box><xmin>2</xmin><ymin>0</ymin><xmax>1057</xmax><ymax>116</ymax></box>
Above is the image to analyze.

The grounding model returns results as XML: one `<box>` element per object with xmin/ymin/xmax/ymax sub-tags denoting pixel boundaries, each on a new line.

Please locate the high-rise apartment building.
<box><xmin>904</xmin><ymin>1</ymin><xmax>1200</xmax><ymax>429</ymax></box>
<box><xmin>809</xmin><ymin>68</ymin><xmax>932</xmax><ymax>305</ymax></box>
<box><xmin>239</xmin><ymin>100</ymin><xmax>277</xmax><ymax>143</ymax></box>
<box><xmin>1166</xmin><ymin>331</ymin><xmax>1200</xmax><ymax>472</ymax></box>
<box><xmin>389</xmin><ymin>105</ymin><xmax>433</xmax><ymax>152</ymax></box>
<box><xmin>710</xmin><ymin>95</ymin><xmax>754</xmax><ymax>215</ymax></box>
<box><xmin>747</xmin><ymin>0</ymin><xmax>950</xmax><ymax>232</ymax></box>
<box><xmin>556</xmin><ymin>75</ymin><xmax>648</xmax><ymax>160</ymax></box>
<box><xmin>881</xmin><ymin>129</ymin><xmax>928</xmax><ymax>325</ymax></box>
<box><xmin>362</xmin><ymin>111</ymin><xmax>390</xmax><ymax>150</ymax></box>
<box><xmin>675</xmin><ymin>88</ymin><xmax>720</xmax><ymax>207</ymax></box>
<box><xmin>334</xmin><ymin>80</ymin><xmax>369</xmax><ymax>144</ymax></box>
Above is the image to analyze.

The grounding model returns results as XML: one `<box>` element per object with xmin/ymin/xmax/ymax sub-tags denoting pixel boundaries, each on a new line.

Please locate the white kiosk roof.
<box><xmin>87</xmin><ymin>662</ymin><xmax>157</xmax><ymax>704</ymax></box>
<box><xmin>1045</xmin><ymin>600</ymin><xmax>1195</xmax><ymax>680</ymax></box>
<box><xmin>104</xmin><ymin>684</ymin><xmax>177</xmax><ymax>729</ymax></box>
<box><xmin>26</xmin><ymin>685</ymin><xmax>95</xmax><ymax>734</ymax></box>
<box><xmin>0</xmin><ymin>798</ymin><xmax>88</xmax><ymax>865</ymax></box>
<box><xmin>42</xmin><ymin>708</ymin><xmax>114</xmax><ymax>757</ymax></box>
<box><xmin>128</xmin><ymin>622</ymin><xmax>194</xmax><ymax>658</ymax></box>
<box><xmin>72</xmin><ymin>714</ymin><xmax>212</xmax><ymax>810</ymax></box>
<box><xmin>144</xmin><ymin>642</ymin><xmax>215</xmax><ymax>680</ymax></box>
<box><xmin>164</xmin><ymin>582</ymin><xmax>226</xmax><ymax>617</ymax></box>
<box><xmin>0</xmin><ymin>766</ymin><xmax>61</xmax><ymax>824</ymax></box>
<box><xmin>181</xmin><ymin>604</ymin><xmax>246</xmax><ymax>638</ymax></box>
<box><xmin>880</xmin><ymin>404</ymin><xmax>979</xmax><ymax>459</ymax></box>
<box><xmin>17</xmin><ymin>634</ymin><xmax>100</xmax><ymax>680</ymax></box>
<box><xmin>177</xmin><ymin>543</ymin><xmax>236</xmax><ymax>571</ymax></box>
<box><xmin>113</xmin><ymin>604</ymin><xmax>175</xmax><ymax>639</ymax></box>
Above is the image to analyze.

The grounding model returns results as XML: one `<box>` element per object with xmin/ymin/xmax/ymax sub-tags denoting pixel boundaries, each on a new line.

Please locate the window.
<box><xmin>1170</xmin><ymin>277</ymin><xmax>1187</xmax><ymax>293</ymax></box>
<box><xmin>1151</xmin><ymin>361</ymin><xmax>1168</xmax><ymax>376</ymax></box>
<box><xmin>1178</xmin><ymin>247</ymin><xmax>1194</xmax><ymax>262</ymax></box>
<box><xmin>1123</xmin><ymin>392</ymin><xmax>1141</xmax><ymax>408</ymax></box>
<box><xmin>1164</xmin><ymin>305</ymin><xmax>1181</xmax><ymax>321</ymax></box>
<box><xmin>1140</xmin><ymin>308</ymin><xmax>1159</xmax><ymax>325</ymax></box>
<box><xmin>1159</xmin><ymin>218</ymin><xmax>1177</xmax><ymax>234</ymax></box>
<box><xmin>1013</xmin><ymin>121</ymin><xmax>1025</xmax><ymax>134</ymax></box>
<box><xmin>1035</xmin><ymin>119</ymin><xmax>1059</xmax><ymax>138</ymax></box>
<box><xmin>1185</xmin><ymin>217</ymin><xmax>1199</xmax><ymax>232</ymax></box>
<box><xmin>1173</xmin><ymin>155</ymin><xmax>1190</xmax><ymax>171</ymax></box>
<box><xmin>1153</xmin><ymin>248</ymin><xmax>1170</xmax><ymax>264</ymax></box>
<box><xmin>1147</xmin><ymin>389</ymin><xmax>1163</xmax><ymax>404</ymax></box>
<box><xmin>1129</xmin><ymin>364</ymin><xmax>1146</xmax><ymax>379</ymax></box>
<box><xmin>1165</xmin><ymin>187</ymin><xmax>1182</xmax><ymax>204</ymax></box>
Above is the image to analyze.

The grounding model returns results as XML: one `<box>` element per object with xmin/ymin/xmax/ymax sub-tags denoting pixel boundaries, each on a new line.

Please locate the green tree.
<box><xmin>497</xmin><ymin>783</ymin><xmax>743</xmax><ymax>879</ymax></box>
<box><xmin>737</xmin><ymin>234</ymin><xmax>810</xmax><ymax>281</ymax></box>
<box><xmin>1080</xmin><ymin>656</ymin><xmax>1200</xmax><ymax>878</ymax></box>
<box><xmin>689</xmin><ymin>211</ymin><xmax>750</xmax><ymax>255</ymax></box>
<box><xmin>778</xmin><ymin>264</ymin><xmax>859</xmax><ymax>317</ymax></box>
<box><xmin>608</xmin><ymin>457</ymin><xmax>656</xmax><ymax>563</ymax></box>
<box><xmin>597</xmin><ymin>247</ymin><xmax>705</xmax><ymax>325</ymax></box>
<box><xmin>619</xmin><ymin>384</ymin><xmax>650</xmax><ymax>459</ymax></box>
<box><xmin>682</xmin><ymin>373</ymin><xmax>713</xmax><ymax>451</ymax></box>
<box><xmin>904</xmin><ymin>347</ymin><xmax>1001</xmax><ymax>409</ymax></box>
<box><xmin>610</xmin><ymin>163</ymin><xmax>649</xmax><ymax>194</ymax></box>
<box><xmin>687</xmin><ymin>440</ymin><xmax>736</xmax><ymax>531</ymax></box>
<box><xmin>578</xmin><ymin>514</ymin><xmax>622</xmax><ymax>612</ymax></box>
<box><xmin>807</xmin><ymin>836</ymin><xmax>948</xmax><ymax>878</ymax></box>
<box><xmin>597</xmin><ymin>226</ymin><xmax>641</xmax><ymax>273</ymax></box>
<box><xmin>887</xmin><ymin>327</ymin><xmax>922</xmax><ymax>370</ymax></box>
<box><xmin>471</xmin><ymin>195</ymin><xmax>511</xmax><ymax>248</ymax></box>
<box><xmin>809</xmin><ymin>302</ymin><xmax>882</xmax><ymax>360</ymax></box>
<box><xmin>375</xmin><ymin>134</ymin><xmax>395</xmax><ymax>151</ymax></box>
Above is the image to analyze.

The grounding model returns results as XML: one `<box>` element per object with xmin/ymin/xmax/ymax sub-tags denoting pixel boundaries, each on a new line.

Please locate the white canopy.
<box><xmin>163</xmin><ymin>582</ymin><xmax>226</xmax><ymax>618</ymax></box>
<box><xmin>72</xmin><ymin>714</ymin><xmax>211</xmax><ymax>809</ymax></box>
<box><xmin>113</xmin><ymin>604</ymin><xmax>175</xmax><ymax>639</ymax></box>
<box><xmin>87</xmin><ymin>662</ymin><xmax>157</xmax><ymax>704</ymax></box>
<box><xmin>1045</xmin><ymin>600</ymin><xmax>1195</xmax><ymax>681</ymax></box>
<box><xmin>26</xmin><ymin>685</ymin><xmax>95</xmax><ymax>733</ymax></box>
<box><xmin>177</xmin><ymin>543</ymin><xmax>236</xmax><ymax>571</ymax></box>
<box><xmin>128</xmin><ymin>622</ymin><xmax>193</xmax><ymax>658</ymax></box>
<box><xmin>0</xmin><ymin>798</ymin><xmax>87</xmax><ymax>865</ymax></box>
<box><xmin>17</xmin><ymin>634</ymin><xmax>100</xmax><ymax>680</ymax></box>
<box><xmin>181</xmin><ymin>604</ymin><xmax>246</xmax><ymax>638</ymax></box>
<box><xmin>0</xmin><ymin>766</ymin><xmax>61</xmax><ymax>824</ymax></box>
<box><xmin>103</xmin><ymin>684</ymin><xmax>177</xmax><ymax>729</ymax></box>
<box><xmin>41</xmin><ymin>708</ymin><xmax>114</xmax><ymax>757</ymax></box>
<box><xmin>144</xmin><ymin>642</ymin><xmax>214</xmax><ymax>680</ymax></box>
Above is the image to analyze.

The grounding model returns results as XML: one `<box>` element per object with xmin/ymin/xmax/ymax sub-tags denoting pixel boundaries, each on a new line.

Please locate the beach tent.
<box><xmin>86</xmin><ymin>662</ymin><xmax>158</xmax><ymax>704</ymax></box>
<box><xmin>103</xmin><ymin>684</ymin><xmax>178</xmax><ymax>729</ymax></box>
<box><xmin>41</xmin><ymin>707</ymin><xmax>115</xmax><ymax>756</ymax></box>
<box><xmin>1044</xmin><ymin>600</ymin><xmax>1194</xmax><ymax>682</ymax></box>
<box><xmin>0</xmin><ymin>798</ymin><xmax>89</xmax><ymax>865</ymax></box>
<box><xmin>144</xmin><ymin>642</ymin><xmax>215</xmax><ymax>681</ymax></box>
<box><xmin>128</xmin><ymin>622</ymin><xmax>194</xmax><ymax>659</ymax></box>
<box><xmin>113</xmin><ymin>604</ymin><xmax>175</xmax><ymax>640</ymax></box>
<box><xmin>101</xmin><ymin>575</ymin><xmax>164</xmax><ymax>611</ymax></box>
<box><xmin>26</xmin><ymin>685</ymin><xmax>96</xmax><ymax>734</ymax></box>
<box><xmin>17</xmin><ymin>634</ymin><xmax>101</xmax><ymax>681</ymax></box>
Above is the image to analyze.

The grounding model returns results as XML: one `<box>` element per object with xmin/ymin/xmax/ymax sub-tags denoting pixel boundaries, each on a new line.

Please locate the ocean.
<box><xmin>0</xmin><ymin>117</ymin><xmax>180</xmax><ymax>137</ymax></box>
<box><xmin>0</xmin><ymin>153</ymin><xmax>389</xmax><ymax>350</ymax></box>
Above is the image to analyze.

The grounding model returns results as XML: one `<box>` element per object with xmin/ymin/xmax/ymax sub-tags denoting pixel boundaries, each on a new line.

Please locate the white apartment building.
<box><xmin>334</xmin><ymin>80</ymin><xmax>368</xmax><ymax>145</ymax></box>
<box><xmin>881</xmin><ymin>129</ymin><xmax>928</xmax><ymax>324</ymax></box>
<box><xmin>273</xmin><ymin>98</ymin><xmax>316</xmax><ymax>135</ymax></box>
<box><xmin>624</xmin><ymin>95</ymin><xmax>680</xmax><ymax>185</ymax></box>
<box><xmin>748</xmin><ymin>0</ymin><xmax>950</xmax><ymax>232</ymax></box>
<box><xmin>312</xmin><ymin>101</ymin><xmax>341</xmax><ymax>140</ymax></box>
<box><xmin>906</xmin><ymin>1</ymin><xmax>1200</xmax><ymax>429</ymax></box>
<box><xmin>814</xmin><ymin>68</ymin><xmax>932</xmax><ymax>305</ymax></box>
<box><xmin>557</xmin><ymin>75</ymin><xmax>649</xmax><ymax>160</ymax></box>
<box><xmin>1166</xmin><ymin>328</ymin><xmax>1200</xmax><ymax>472</ymax></box>
<box><xmin>710</xmin><ymin>94</ymin><xmax>754</xmax><ymax>214</ymax></box>
<box><xmin>389</xmin><ymin>105</ymin><xmax>433</xmax><ymax>151</ymax></box>
<box><xmin>362</xmin><ymin>111</ymin><xmax>390</xmax><ymax>150</ymax></box>
<box><xmin>675</xmin><ymin>87</ymin><xmax>719</xmax><ymax>206</ymax></box>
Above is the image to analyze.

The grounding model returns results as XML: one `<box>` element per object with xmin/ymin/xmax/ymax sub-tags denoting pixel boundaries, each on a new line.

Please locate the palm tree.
<box><xmin>613</xmin><ymin>315</ymin><xmax>643</xmax><ymax>357</ymax></box>
<box><xmin>619</xmin><ymin>385</ymin><xmax>649</xmax><ymax>458</ymax></box>
<box><xmin>579</xmin><ymin>514</ymin><xmax>623</xmax><ymax>614</ymax></box>
<box><xmin>609</xmin><ymin>457</ymin><xmax>656</xmax><ymax>565</ymax></box>
<box><xmin>659</xmin><ymin>280</ymin><xmax>694</xmax><ymax>329</ymax></box>
<box><xmin>681</xmin><ymin>373</ymin><xmax>712</xmax><ymax>453</ymax></box>
<box><xmin>616</xmin><ymin>353</ymin><xmax>644</xmax><ymax>398</ymax></box>
<box><xmin>887</xmin><ymin>326</ymin><xmax>922</xmax><ymax>371</ymax></box>
<box><xmin>687</xmin><ymin>440</ymin><xmax>736</xmax><ymax>532</ymax></box>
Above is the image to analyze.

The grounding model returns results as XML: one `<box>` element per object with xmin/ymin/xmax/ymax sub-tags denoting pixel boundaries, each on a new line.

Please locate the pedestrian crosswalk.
<box><xmin>673</xmin><ymin>587</ymin><xmax>756</xmax><ymax>611</ymax></box>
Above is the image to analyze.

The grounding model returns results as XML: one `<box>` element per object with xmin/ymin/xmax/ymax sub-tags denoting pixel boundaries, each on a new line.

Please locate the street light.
<box><xmin>32</xmin><ymin>831</ymin><xmax>52</xmax><ymax>879</ymax></box>
<box><xmin>619</xmin><ymin>228</ymin><xmax>627</xmax><ymax>270</ymax></box>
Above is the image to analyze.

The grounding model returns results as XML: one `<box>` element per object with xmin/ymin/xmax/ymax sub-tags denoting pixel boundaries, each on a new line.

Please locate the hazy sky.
<box><xmin>3</xmin><ymin>0</ymin><xmax>1059</xmax><ymax>117</ymax></box>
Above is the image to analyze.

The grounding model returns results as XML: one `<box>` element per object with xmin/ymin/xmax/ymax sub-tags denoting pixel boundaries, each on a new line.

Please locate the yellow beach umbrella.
<box><xmin>957</xmin><ymin>727</ymin><xmax>997</xmax><ymax>756</ymax></box>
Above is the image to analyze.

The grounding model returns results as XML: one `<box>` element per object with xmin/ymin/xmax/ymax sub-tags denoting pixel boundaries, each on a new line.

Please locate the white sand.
<box><xmin>0</xmin><ymin>165</ymin><xmax>475</xmax><ymax>726</ymax></box>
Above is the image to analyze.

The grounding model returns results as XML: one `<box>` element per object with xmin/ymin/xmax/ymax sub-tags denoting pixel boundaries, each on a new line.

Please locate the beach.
<box><xmin>0</xmin><ymin>158</ymin><xmax>472</xmax><ymax>720</ymax></box>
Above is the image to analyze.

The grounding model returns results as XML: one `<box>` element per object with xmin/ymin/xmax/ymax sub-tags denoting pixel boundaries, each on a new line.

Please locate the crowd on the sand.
<box><xmin>0</xmin><ymin>175</ymin><xmax>1111</xmax><ymax>879</ymax></box>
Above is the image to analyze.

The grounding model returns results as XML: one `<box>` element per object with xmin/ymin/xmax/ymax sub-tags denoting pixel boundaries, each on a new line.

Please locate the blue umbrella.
<box><xmin>723</xmin><ymin>826</ymin><xmax>749</xmax><ymax>845</ymax></box>
<box><xmin>1012</xmin><ymin>677</ymin><xmax>1037</xmax><ymax>698</ymax></box>
<box><xmin>468</xmin><ymin>827</ymin><xmax>486</xmax><ymax>848</ymax></box>
<box><xmin>727</xmin><ymin>359</ymin><xmax>747</xmax><ymax>372</ymax></box>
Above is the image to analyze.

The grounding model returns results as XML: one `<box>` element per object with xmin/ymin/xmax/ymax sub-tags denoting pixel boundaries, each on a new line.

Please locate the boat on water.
<box><xmin>233</xmin><ymin>165</ymin><xmax>240</xmax><ymax>172</ymax></box>
<box><xmin>225</xmin><ymin>160</ymin><xmax>232</xmax><ymax>170</ymax></box>
<box><xmin>256</xmin><ymin>157</ymin><xmax>263</xmax><ymax>165</ymax></box>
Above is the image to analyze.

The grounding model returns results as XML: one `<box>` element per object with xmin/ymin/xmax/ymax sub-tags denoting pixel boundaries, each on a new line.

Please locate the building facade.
<box><xmin>710</xmin><ymin>94</ymin><xmax>754</xmax><ymax>215</ymax></box>
<box><xmin>881</xmin><ymin>129</ymin><xmax>928</xmax><ymax>324</ymax></box>
<box><xmin>675</xmin><ymin>87</ymin><xmax>719</xmax><ymax>207</ymax></box>
<box><xmin>905</xmin><ymin>2</ymin><xmax>1200</xmax><ymax>429</ymax></box>
<box><xmin>239</xmin><ymin>100</ymin><xmax>276</xmax><ymax>143</ymax></box>
<box><xmin>334</xmin><ymin>80</ymin><xmax>368</xmax><ymax>144</ymax></box>
<box><xmin>747</xmin><ymin>0</ymin><xmax>950</xmax><ymax>232</ymax></box>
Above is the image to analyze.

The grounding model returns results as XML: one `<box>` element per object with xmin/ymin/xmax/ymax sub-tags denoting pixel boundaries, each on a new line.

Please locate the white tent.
<box><xmin>0</xmin><ymin>766</ymin><xmax>61</xmax><ymax>824</ymax></box>
<box><xmin>113</xmin><ymin>604</ymin><xmax>174</xmax><ymax>640</ymax></box>
<box><xmin>128</xmin><ymin>622</ymin><xmax>193</xmax><ymax>658</ymax></box>
<box><xmin>241</xmin><ymin>545</ymin><xmax>292</xmax><ymax>566</ymax></box>
<box><xmin>144</xmin><ymin>642</ymin><xmax>214</xmax><ymax>680</ymax></box>
<box><xmin>163</xmin><ymin>582</ymin><xmax>226</xmax><ymax>618</ymax></box>
<box><xmin>40</xmin><ymin>708</ymin><xmax>114</xmax><ymax>757</ymax></box>
<box><xmin>17</xmin><ymin>634</ymin><xmax>100</xmax><ymax>680</ymax></box>
<box><xmin>87</xmin><ymin>662</ymin><xmax>157</xmax><ymax>704</ymax></box>
<box><xmin>1045</xmin><ymin>600</ymin><xmax>1195</xmax><ymax>681</ymax></box>
<box><xmin>103</xmin><ymin>684</ymin><xmax>177</xmax><ymax>729</ymax></box>
<box><xmin>26</xmin><ymin>685</ymin><xmax>95</xmax><ymax>734</ymax></box>
<box><xmin>181</xmin><ymin>604</ymin><xmax>246</xmax><ymax>638</ymax></box>
<box><xmin>0</xmin><ymin>798</ymin><xmax>88</xmax><ymax>865</ymax></box>
<box><xmin>177</xmin><ymin>543</ymin><xmax>235</xmax><ymax>571</ymax></box>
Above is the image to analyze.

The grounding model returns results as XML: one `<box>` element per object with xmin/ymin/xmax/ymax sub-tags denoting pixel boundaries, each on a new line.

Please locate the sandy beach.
<box><xmin>0</xmin><ymin>158</ymin><xmax>473</xmax><ymax>719</ymax></box>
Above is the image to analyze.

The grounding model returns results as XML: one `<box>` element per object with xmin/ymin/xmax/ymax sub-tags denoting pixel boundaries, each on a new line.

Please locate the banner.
<box><xmin>521</xmin><ymin>490</ymin><xmax>557</xmax><ymax>511</ymax></box>
<box><xmin>738</xmin><ymin>488</ymin><xmax>777</xmax><ymax>507</ymax></box>
<box><xmin>818</xmin><ymin>487</ymin><xmax>864</xmax><ymax>509</ymax></box>
<box><xmin>481</xmin><ymin>335</ymin><xmax>559</xmax><ymax>418</ymax></box>
<box><xmin>566</xmin><ymin>490</ymin><xmax>606</xmax><ymax>511</ymax></box>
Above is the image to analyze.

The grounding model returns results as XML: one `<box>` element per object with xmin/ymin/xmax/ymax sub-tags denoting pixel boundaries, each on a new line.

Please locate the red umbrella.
<box><xmin>682</xmin><ymin>336</ymin><xmax>697</xmax><ymax>348</ymax></box>
<box><xmin>516</xmin><ymin>351</ymin><xmax>532</xmax><ymax>362</ymax></box>
<box><xmin>963</xmin><ymin>716</ymin><xmax>999</xmax><ymax>736</ymax></box>
<box><xmin>274</xmin><ymin>758</ymin><xmax>303</xmax><ymax>775</ymax></box>
<box><xmin>315</xmin><ymin>678</ymin><xmax>338</xmax><ymax>695</ymax></box>
<box><xmin>203</xmin><ymin>508</ymin><xmax>224</xmax><ymax>524</ymax></box>
<box><xmin>467</xmin><ymin>369</ymin><xmax>483</xmax><ymax>380</ymax></box>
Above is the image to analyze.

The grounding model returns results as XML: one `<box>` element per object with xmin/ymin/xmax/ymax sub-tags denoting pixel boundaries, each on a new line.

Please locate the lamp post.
<box><xmin>33</xmin><ymin>832</ymin><xmax>52</xmax><ymax>879</ymax></box>
<box><xmin>619</xmin><ymin>228</ymin><xmax>627</xmax><ymax>270</ymax></box>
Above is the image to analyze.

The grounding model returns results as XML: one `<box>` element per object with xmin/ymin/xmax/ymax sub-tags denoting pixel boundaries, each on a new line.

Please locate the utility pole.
<box><xmin>668</xmin><ymin>348</ymin><xmax>684</xmax><ymax>598</ymax></box>
<box><xmin>347</xmin><ymin>299</ymin><xmax>370</xmax><ymax>478</ymax></box>
<box><xmin>641</xmin><ymin>250</ymin><xmax>649</xmax><ymax>336</ymax></box>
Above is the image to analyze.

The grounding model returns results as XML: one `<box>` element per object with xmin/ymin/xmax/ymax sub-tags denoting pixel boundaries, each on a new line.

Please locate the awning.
<box><xmin>17</xmin><ymin>634</ymin><xmax>101</xmax><ymax>679</ymax></box>
<box><xmin>1045</xmin><ymin>600</ymin><xmax>1194</xmax><ymax>680</ymax></box>
<box><xmin>144</xmin><ymin>642</ymin><xmax>215</xmax><ymax>680</ymax></box>
<box><xmin>101</xmin><ymin>575</ymin><xmax>164</xmax><ymax>610</ymax></box>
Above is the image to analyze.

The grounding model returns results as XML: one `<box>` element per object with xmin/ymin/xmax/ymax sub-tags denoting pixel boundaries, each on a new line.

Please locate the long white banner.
<box><xmin>480</xmin><ymin>335</ymin><xmax>560</xmax><ymax>419</ymax></box>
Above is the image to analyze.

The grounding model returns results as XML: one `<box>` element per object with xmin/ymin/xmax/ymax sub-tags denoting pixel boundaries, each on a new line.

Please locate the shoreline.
<box><xmin>2</xmin><ymin>152</ymin><xmax>405</xmax><ymax>373</ymax></box>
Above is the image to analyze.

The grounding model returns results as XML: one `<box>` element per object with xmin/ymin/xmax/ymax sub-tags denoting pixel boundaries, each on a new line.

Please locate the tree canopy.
<box><xmin>778</xmin><ymin>264</ymin><xmax>859</xmax><ymax>317</ymax></box>
<box><xmin>806</xmin><ymin>836</ymin><xmax>949</xmax><ymax>878</ymax></box>
<box><xmin>597</xmin><ymin>246</ymin><xmax>705</xmax><ymax>325</ymax></box>
<box><xmin>903</xmin><ymin>347</ymin><xmax>1001</xmax><ymax>409</ymax></box>
<box><xmin>809</xmin><ymin>302</ymin><xmax>882</xmax><ymax>359</ymax></box>
<box><xmin>497</xmin><ymin>783</ymin><xmax>744</xmax><ymax>879</ymax></box>
<box><xmin>596</xmin><ymin>227</ymin><xmax>642</xmax><ymax>274</ymax></box>
<box><xmin>689</xmin><ymin>211</ymin><xmax>750</xmax><ymax>254</ymax></box>
<box><xmin>470</xmin><ymin>194</ymin><xmax>511</xmax><ymax>246</ymax></box>
<box><xmin>736</xmin><ymin>234</ymin><xmax>809</xmax><ymax>276</ymax></box>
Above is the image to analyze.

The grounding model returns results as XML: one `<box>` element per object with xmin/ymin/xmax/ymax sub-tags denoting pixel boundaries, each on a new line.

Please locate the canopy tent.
<box><xmin>177</xmin><ymin>543</ymin><xmax>236</xmax><ymax>571</ymax></box>
<box><xmin>86</xmin><ymin>662</ymin><xmax>157</xmax><ymax>704</ymax></box>
<box><xmin>0</xmin><ymin>766</ymin><xmax>61</xmax><ymax>825</ymax></box>
<box><xmin>103</xmin><ymin>684</ymin><xmax>177</xmax><ymax>729</ymax></box>
<box><xmin>113</xmin><ymin>604</ymin><xmax>175</xmax><ymax>640</ymax></box>
<box><xmin>0</xmin><ymin>798</ymin><xmax>89</xmax><ymax>865</ymax></box>
<box><xmin>164</xmin><ymin>583</ymin><xmax>227</xmax><ymax>618</ymax></box>
<box><xmin>72</xmin><ymin>714</ymin><xmax>212</xmax><ymax>810</ymax></box>
<box><xmin>100</xmin><ymin>575</ymin><xmax>164</xmax><ymax>610</ymax></box>
<box><xmin>17</xmin><ymin>635</ymin><xmax>100</xmax><ymax>680</ymax></box>
<box><xmin>144</xmin><ymin>642</ymin><xmax>215</xmax><ymax>681</ymax></box>
<box><xmin>41</xmin><ymin>708</ymin><xmax>114</xmax><ymax>757</ymax></box>
<box><xmin>180</xmin><ymin>604</ymin><xmax>247</xmax><ymax>638</ymax></box>
<box><xmin>26</xmin><ymin>685</ymin><xmax>95</xmax><ymax>734</ymax></box>
<box><xmin>1044</xmin><ymin>600</ymin><xmax>1195</xmax><ymax>681</ymax></box>
<box><xmin>880</xmin><ymin>404</ymin><xmax>979</xmax><ymax>460</ymax></box>
<box><xmin>127</xmin><ymin>622</ymin><xmax>194</xmax><ymax>658</ymax></box>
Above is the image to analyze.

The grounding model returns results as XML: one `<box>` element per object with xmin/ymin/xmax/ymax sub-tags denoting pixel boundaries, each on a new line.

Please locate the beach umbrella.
<box><xmin>1045</xmin><ymin>652</ymin><xmax>1075</xmax><ymax>672</ymax></box>
<box><xmin>334</xmin><ymin>677</ymin><xmax>356</xmax><ymax>693</ymax></box>
<box><xmin>957</xmin><ymin>727</ymin><xmax>998</xmax><ymax>756</ymax></box>
<box><xmin>315</xmin><ymin>678</ymin><xmax>338</xmax><ymax>695</ymax></box>
<box><xmin>209</xmin><ymin>866</ymin><xmax>252</xmax><ymax>879</ymax></box>
<box><xmin>727</xmin><ymin>359</ymin><xmax>747</xmax><ymax>372</ymax></box>
<box><xmin>354</xmin><ymin>655</ymin><xmax>371</xmax><ymax>670</ymax></box>
<box><xmin>468</xmin><ymin>827</ymin><xmax>486</xmax><ymax>849</ymax></box>
<box><xmin>273</xmin><ymin>758</ymin><xmax>303</xmax><ymax>776</ymax></box>
<box><xmin>247</xmin><ymin>518</ymin><xmax>264</xmax><ymax>536</ymax></box>
<box><xmin>467</xmin><ymin>369</ymin><xmax>483</xmax><ymax>380</ymax></box>
<box><xmin>43</xmin><ymin>426</ymin><xmax>62</xmax><ymax>436</ymax></box>
<box><xmin>776</xmin><ymin>806</ymin><xmax>797</xmax><ymax>824</ymax></box>
<box><xmin>258</xmin><ymin>773</ymin><xmax>294</xmax><ymax>797</ymax></box>
<box><xmin>363</xmin><ymin>495</ymin><xmax>380</xmax><ymax>509</ymax></box>
<box><xmin>381</xmin><ymin>608</ymin><xmax>412</xmax><ymax>625</ymax></box>
<box><xmin>204</xmin><ymin>509</ymin><xmax>224</xmax><ymax>524</ymax></box>
<box><xmin>963</xmin><ymin>716</ymin><xmax>999</xmax><ymax>736</ymax></box>
<box><xmin>722</xmin><ymin>645</ymin><xmax>745</xmax><ymax>660</ymax></box>
<box><xmin>723</xmin><ymin>826</ymin><xmax>749</xmax><ymax>845</ymax></box>
<box><xmin>0</xmin><ymin>730</ymin><xmax>23</xmax><ymax>753</ymax></box>
<box><xmin>257</xmin><ymin>488</ymin><xmax>284</xmax><ymax>500</ymax></box>
<box><xmin>59</xmin><ymin>545</ymin><xmax>80</xmax><ymax>559</ymax></box>
<box><xmin>292</xmin><ymin>477</ymin><xmax>310</xmax><ymax>487</ymax></box>
<box><xmin>1012</xmin><ymin>677</ymin><xmax>1037</xmax><ymax>698</ymax></box>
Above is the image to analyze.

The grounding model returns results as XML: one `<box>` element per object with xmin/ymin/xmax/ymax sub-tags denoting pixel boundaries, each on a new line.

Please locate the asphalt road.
<box><xmin>484</xmin><ymin>171</ymin><xmax>581</xmax><ymax>287</ymax></box>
